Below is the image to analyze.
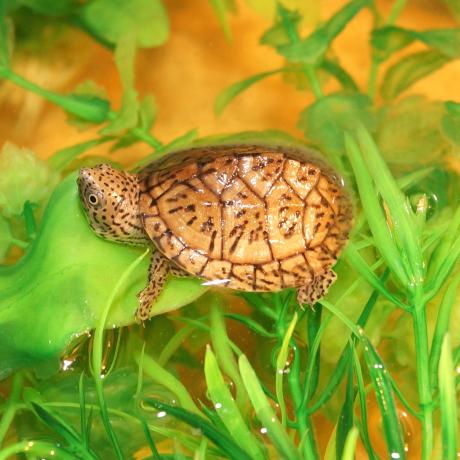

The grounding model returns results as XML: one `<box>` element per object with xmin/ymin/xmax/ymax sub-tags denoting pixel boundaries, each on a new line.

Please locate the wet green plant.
<box><xmin>1</xmin><ymin>0</ymin><xmax>460</xmax><ymax>459</ymax></box>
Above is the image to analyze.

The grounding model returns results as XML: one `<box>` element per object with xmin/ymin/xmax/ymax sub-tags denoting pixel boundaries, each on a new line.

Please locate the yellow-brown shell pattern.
<box><xmin>139</xmin><ymin>145</ymin><xmax>352</xmax><ymax>292</ymax></box>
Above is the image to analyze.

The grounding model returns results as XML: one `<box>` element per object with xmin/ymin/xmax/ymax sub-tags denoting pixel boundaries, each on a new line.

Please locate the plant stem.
<box><xmin>412</xmin><ymin>289</ymin><xmax>434</xmax><ymax>460</ymax></box>
<box><xmin>367</xmin><ymin>59</ymin><xmax>380</xmax><ymax>101</ymax></box>
<box><xmin>304</xmin><ymin>65</ymin><xmax>323</xmax><ymax>100</ymax></box>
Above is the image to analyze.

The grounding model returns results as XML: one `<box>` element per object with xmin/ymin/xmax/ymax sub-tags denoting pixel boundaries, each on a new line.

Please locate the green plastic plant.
<box><xmin>1</xmin><ymin>0</ymin><xmax>459</xmax><ymax>459</ymax></box>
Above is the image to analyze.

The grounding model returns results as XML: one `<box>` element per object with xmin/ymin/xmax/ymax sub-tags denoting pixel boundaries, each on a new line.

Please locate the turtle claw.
<box><xmin>297</xmin><ymin>269</ymin><xmax>337</xmax><ymax>308</ymax></box>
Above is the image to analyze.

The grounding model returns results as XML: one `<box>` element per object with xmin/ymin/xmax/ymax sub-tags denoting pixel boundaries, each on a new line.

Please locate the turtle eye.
<box><xmin>88</xmin><ymin>193</ymin><xmax>99</xmax><ymax>206</ymax></box>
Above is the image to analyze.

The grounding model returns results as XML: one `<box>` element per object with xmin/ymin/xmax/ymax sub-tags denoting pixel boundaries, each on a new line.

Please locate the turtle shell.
<box><xmin>138</xmin><ymin>144</ymin><xmax>352</xmax><ymax>292</ymax></box>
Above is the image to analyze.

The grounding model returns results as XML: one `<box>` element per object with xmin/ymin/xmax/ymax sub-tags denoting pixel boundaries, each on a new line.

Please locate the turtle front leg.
<box><xmin>136</xmin><ymin>251</ymin><xmax>171</xmax><ymax>322</ymax></box>
<box><xmin>297</xmin><ymin>268</ymin><xmax>337</xmax><ymax>307</ymax></box>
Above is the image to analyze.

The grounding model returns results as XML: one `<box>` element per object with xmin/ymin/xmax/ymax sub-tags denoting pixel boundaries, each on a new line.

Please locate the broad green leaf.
<box><xmin>276</xmin><ymin>0</ymin><xmax>369</xmax><ymax>64</ymax></box>
<box><xmin>0</xmin><ymin>216</ymin><xmax>11</xmax><ymax>261</ymax></box>
<box><xmin>438</xmin><ymin>334</ymin><xmax>458</xmax><ymax>460</ymax></box>
<box><xmin>0</xmin><ymin>7</ymin><xmax>11</xmax><ymax>71</ymax></box>
<box><xmin>215</xmin><ymin>68</ymin><xmax>284</xmax><ymax>115</ymax></box>
<box><xmin>17</xmin><ymin>0</ymin><xmax>76</xmax><ymax>16</ymax></box>
<box><xmin>101</xmin><ymin>35</ymin><xmax>139</xmax><ymax>135</ymax></box>
<box><xmin>204</xmin><ymin>348</ymin><xmax>267</xmax><ymax>460</ymax></box>
<box><xmin>298</xmin><ymin>92</ymin><xmax>375</xmax><ymax>158</ymax></box>
<box><xmin>381</xmin><ymin>50</ymin><xmax>450</xmax><ymax>100</ymax></box>
<box><xmin>377</xmin><ymin>96</ymin><xmax>446</xmax><ymax>165</ymax></box>
<box><xmin>238</xmin><ymin>354</ymin><xmax>301</xmax><ymax>460</ymax></box>
<box><xmin>77</xmin><ymin>0</ymin><xmax>169</xmax><ymax>48</ymax></box>
<box><xmin>442</xmin><ymin>101</ymin><xmax>460</xmax><ymax>146</ymax></box>
<box><xmin>209</xmin><ymin>0</ymin><xmax>235</xmax><ymax>42</ymax></box>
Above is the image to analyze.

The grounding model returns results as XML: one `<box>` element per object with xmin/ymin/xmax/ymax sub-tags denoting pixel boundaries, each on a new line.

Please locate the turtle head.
<box><xmin>78</xmin><ymin>164</ymin><xmax>147</xmax><ymax>245</ymax></box>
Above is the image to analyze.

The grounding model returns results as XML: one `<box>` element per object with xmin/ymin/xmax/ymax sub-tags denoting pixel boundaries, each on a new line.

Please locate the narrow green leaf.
<box><xmin>260</xmin><ymin>6</ymin><xmax>301</xmax><ymax>48</ymax></box>
<box><xmin>275</xmin><ymin>312</ymin><xmax>298</xmax><ymax>426</ymax></box>
<box><xmin>341</xmin><ymin>427</ymin><xmax>359</xmax><ymax>460</ymax></box>
<box><xmin>345</xmin><ymin>133</ymin><xmax>410</xmax><ymax>287</ymax></box>
<box><xmin>335</xmin><ymin>359</ymin><xmax>355</xmax><ymax>459</ymax></box>
<box><xmin>209</xmin><ymin>0</ymin><xmax>233</xmax><ymax>41</ymax></box>
<box><xmin>439</xmin><ymin>333</ymin><xmax>458</xmax><ymax>460</ymax></box>
<box><xmin>142</xmin><ymin>399</ymin><xmax>253</xmax><ymax>460</ymax></box>
<box><xmin>372</xmin><ymin>26</ymin><xmax>460</xmax><ymax>61</ymax></box>
<box><xmin>238</xmin><ymin>354</ymin><xmax>301</xmax><ymax>460</ymax></box>
<box><xmin>352</xmin><ymin>348</ymin><xmax>378</xmax><ymax>460</ymax></box>
<box><xmin>139</xmin><ymin>95</ymin><xmax>158</xmax><ymax>132</ymax></box>
<box><xmin>442</xmin><ymin>101</ymin><xmax>460</xmax><ymax>146</ymax></box>
<box><xmin>430</xmin><ymin>274</ymin><xmax>460</xmax><ymax>388</ymax></box>
<box><xmin>224</xmin><ymin>313</ymin><xmax>276</xmax><ymax>338</ymax></box>
<box><xmin>381</xmin><ymin>50</ymin><xmax>450</xmax><ymax>100</ymax></box>
<box><xmin>77</xmin><ymin>0</ymin><xmax>169</xmax><ymax>48</ymax></box>
<box><xmin>355</xmin><ymin>125</ymin><xmax>423</xmax><ymax>287</ymax></box>
<box><xmin>215</xmin><ymin>69</ymin><xmax>284</xmax><ymax>115</ymax></box>
<box><xmin>320</xmin><ymin>59</ymin><xmax>359</xmax><ymax>91</ymax></box>
<box><xmin>47</xmin><ymin>137</ymin><xmax>112</xmax><ymax>172</ymax></box>
<box><xmin>210</xmin><ymin>304</ymin><xmax>249</xmax><ymax>410</ymax></box>
<box><xmin>305</xmin><ymin>305</ymin><xmax>322</xmax><ymax>399</ymax></box>
<box><xmin>204</xmin><ymin>348</ymin><xmax>267</xmax><ymax>460</ymax></box>
<box><xmin>137</xmin><ymin>353</ymin><xmax>201</xmax><ymax>415</ymax></box>
<box><xmin>361</xmin><ymin>338</ymin><xmax>406</xmax><ymax>460</ymax></box>
<box><xmin>276</xmin><ymin>0</ymin><xmax>369</xmax><ymax>64</ymax></box>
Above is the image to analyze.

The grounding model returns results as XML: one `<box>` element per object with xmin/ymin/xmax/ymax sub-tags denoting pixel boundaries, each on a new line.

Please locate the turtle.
<box><xmin>78</xmin><ymin>144</ymin><xmax>352</xmax><ymax>321</ymax></box>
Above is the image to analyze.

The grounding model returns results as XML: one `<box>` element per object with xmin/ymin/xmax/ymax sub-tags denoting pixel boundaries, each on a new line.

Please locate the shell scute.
<box><xmin>139</xmin><ymin>144</ymin><xmax>352</xmax><ymax>292</ymax></box>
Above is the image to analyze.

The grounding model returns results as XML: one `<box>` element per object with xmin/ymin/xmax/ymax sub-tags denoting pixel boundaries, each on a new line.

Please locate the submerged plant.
<box><xmin>0</xmin><ymin>1</ymin><xmax>459</xmax><ymax>459</ymax></box>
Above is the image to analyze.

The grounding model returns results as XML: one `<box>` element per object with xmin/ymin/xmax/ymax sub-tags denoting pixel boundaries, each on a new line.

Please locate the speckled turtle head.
<box><xmin>78</xmin><ymin>164</ymin><xmax>147</xmax><ymax>245</ymax></box>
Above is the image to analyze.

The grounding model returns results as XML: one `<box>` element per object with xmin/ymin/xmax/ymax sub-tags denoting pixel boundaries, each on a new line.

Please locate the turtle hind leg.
<box><xmin>136</xmin><ymin>251</ymin><xmax>170</xmax><ymax>322</ymax></box>
<box><xmin>297</xmin><ymin>268</ymin><xmax>337</xmax><ymax>307</ymax></box>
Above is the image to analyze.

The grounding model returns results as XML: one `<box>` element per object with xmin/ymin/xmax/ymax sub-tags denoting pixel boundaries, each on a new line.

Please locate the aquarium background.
<box><xmin>0</xmin><ymin>0</ymin><xmax>460</xmax><ymax>459</ymax></box>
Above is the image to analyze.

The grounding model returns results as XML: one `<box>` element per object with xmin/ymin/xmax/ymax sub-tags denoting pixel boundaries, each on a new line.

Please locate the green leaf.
<box><xmin>215</xmin><ymin>68</ymin><xmax>284</xmax><ymax>115</ymax></box>
<box><xmin>0</xmin><ymin>7</ymin><xmax>12</xmax><ymax>71</ymax></box>
<box><xmin>0</xmin><ymin>217</ymin><xmax>12</xmax><ymax>261</ymax></box>
<box><xmin>381</xmin><ymin>50</ymin><xmax>450</xmax><ymax>100</ymax></box>
<box><xmin>77</xmin><ymin>0</ymin><xmax>169</xmax><ymax>48</ymax></box>
<box><xmin>362</xmin><ymin>338</ymin><xmax>406</xmax><ymax>460</ymax></box>
<box><xmin>260</xmin><ymin>7</ymin><xmax>301</xmax><ymax>47</ymax></box>
<box><xmin>204</xmin><ymin>348</ymin><xmax>267</xmax><ymax>460</ymax></box>
<box><xmin>17</xmin><ymin>0</ymin><xmax>77</xmax><ymax>16</ymax></box>
<box><xmin>438</xmin><ymin>334</ymin><xmax>458</xmax><ymax>460</ymax></box>
<box><xmin>298</xmin><ymin>92</ymin><xmax>375</xmax><ymax>158</ymax></box>
<box><xmin>372</xmin><ymin>26</ymin><xmax>460</xmax><ymax>61</ymax></box>
<box><xmin>142</xmin><ymin>399</ymin><xmax>253</xmax><ymax>460</ymax></box>
<box><xmin>429</xmin><ymin>274</ymin><xmax>460</xmax><ymax>388</ymax></box>
<box><xmin>209</xmin><ymin>0</ymin><xmax>235</xmax><ymax>42</ymax></box>
<box><xmin>275</xmin><ymin>312</ymin><xmax>297</xmax><ymax>426</ymax></box>
<box><xmin>442</xmin><ymin>101</ymin><xmax>460</xmax><ymax>146</ymax></box>
<box><xmin>276</xmin><ymin>0</ymin><xmax>369</xmax><ymax>64</ymax></box>
<box><xmin>335</xmin><ymin>361</ymin><xmax>355</xmax><ymax>459</ymax></box>
<box><xmin>139</xmin><ymin>95</ymin><xmax>158</xmax><ymax>132</ymax></box>
<box><xmin>320</xmin><ymin>59</ymin><xmax>359</xmax><ymax>91</ymax></box>
<box><xmin>238</xmin><ymin>354</ymin><xmax>301</xmax><ymax>460</ymax></box>
<box><xmin>355</xmin><ymin>125</ymin><xmax>424</xmax><ymax>286</ymax></box>
<box><xmin>344</xmin><ymin>133</ymin><xmax>410</xmax><ymax>287</ymax></box>
<box><xmin>101</xmin><ymin>35</ymin><xmax>139</xmax><ymax>135</ymax></box>
<box><xmin>341</xmin><ymin>427</ymin><xmax>359</xmax><ymax>460</ymax></box>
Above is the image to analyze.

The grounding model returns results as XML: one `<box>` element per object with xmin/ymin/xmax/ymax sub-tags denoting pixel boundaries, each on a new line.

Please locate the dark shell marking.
<box><xmin>139</xmin><ymin>144</ymin><xmax>352</xmax><ymax>292</ymax></box>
